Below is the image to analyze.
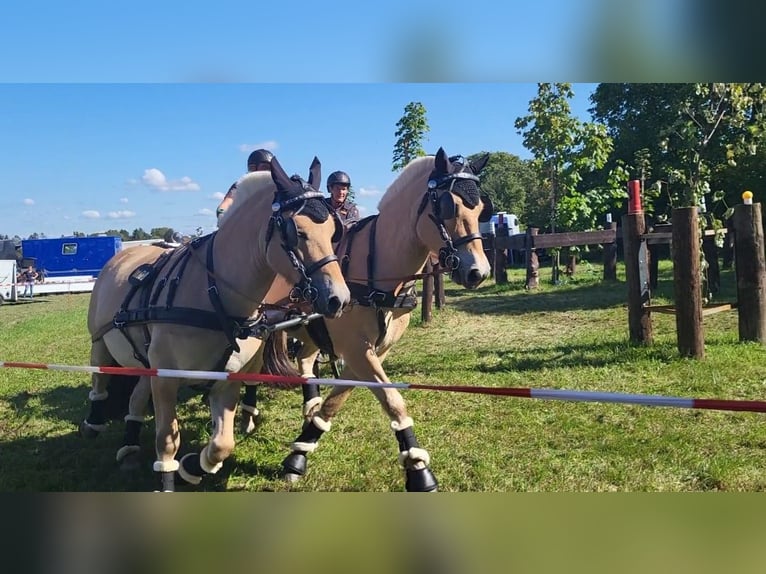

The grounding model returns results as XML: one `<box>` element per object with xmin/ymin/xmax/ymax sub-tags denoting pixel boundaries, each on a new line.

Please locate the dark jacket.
<box><xmin>325</xmin><ymin>197</ymin><xmax>360</xmax><ymax>225</ymax></box>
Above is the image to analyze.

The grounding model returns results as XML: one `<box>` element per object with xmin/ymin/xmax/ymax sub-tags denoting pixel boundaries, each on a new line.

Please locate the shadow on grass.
<box><xmin>445</xmin><ymin>279</ymin><xmax>629</xmax><ymax>315</ymax></box>
<box><xmin>475</xmin><ymin>339</ymin><xmax>680</xmax><ymax>373</ymax></box>
<box><xmin>0</xmin><ymin>380</ymin><xmax>291</xmax><ymax>491</ymax></box>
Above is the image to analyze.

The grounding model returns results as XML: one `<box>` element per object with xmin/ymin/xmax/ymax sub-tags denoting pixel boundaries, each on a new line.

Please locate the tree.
<box><xmin>660</xmin><ymin>83</ymin><xmax>766</xmax><ymax>214</ymax></box>
<box><xmin>150</xmin><ymin>227</ymin><xmax>173</xmax><ymax>240</ymax></box>
<box><xmin>589</xmin><ymin>83</ymin><xmax>766</xmax><ymax>224</ymax></box>
<box><xmin>467</xmin><ymin>151</ymin><xmax>536</xmax><ymax>220</ymax></box>
<box><xmin>515</xmin><ymin>83</ymin><xmax>613</xmax><ymax>233</ymax></box>
<box><xmin>130</xmin><ymin>228</ymin><xmax>151</xmax><ymax>240</ymax></box>
<box><xmin>392</xmin><ymin>102</ymin><xmax>430</xmax><ymax>171</ymax></box>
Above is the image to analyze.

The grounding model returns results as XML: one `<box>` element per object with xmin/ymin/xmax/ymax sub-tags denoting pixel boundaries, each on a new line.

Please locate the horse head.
<box><xmin>266</xmin><ymin>155</ymin><xmax>350</xmax><ymax>318</ymax></box>
<box><xmin>417</xmin><ymin>147</ymin><xmax>492</xmax><ymax>289</ymax></box>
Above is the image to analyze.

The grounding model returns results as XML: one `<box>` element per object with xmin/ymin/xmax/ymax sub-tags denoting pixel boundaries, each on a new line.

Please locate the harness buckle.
<box><xmin>207</xmin><ymin>285</ymin><xmax>219</xmax><ymax>296</ymax></box>
<box><xmin>367</xmin><ymin>290</ymin><xmax>387</xmax><ymax>305</ymax></box>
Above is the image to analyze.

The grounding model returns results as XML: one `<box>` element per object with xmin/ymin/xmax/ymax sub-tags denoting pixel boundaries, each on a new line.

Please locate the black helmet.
<box><xmin>327</xmin><ymin>170</ymin><xmax>351</xmax><ymax>190</ymax></box>
<box><xmin>247</xmin><ymin>149</ymin><xmax>274</xmax><ymax>168</ymax></box>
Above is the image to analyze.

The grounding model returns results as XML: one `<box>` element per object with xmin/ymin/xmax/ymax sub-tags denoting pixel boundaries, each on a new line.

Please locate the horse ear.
<box><xmin>308</xmin><ymin>156</ymin><xmax>321</xmax><ymax>189</ymax></box>
<box><xmin>434</xmin><ymin>147</ymin><xmax>448</xmax><ymax>173</ymax></box>
<box><xmin>269</xmin><ymin>154</ymin><xmax>292</xmax><ymax>192</ymax></box>
<box><xmin>470</xmin><ymin>153</ymin><xmax>490</xmax><ymax>176</ymax></box>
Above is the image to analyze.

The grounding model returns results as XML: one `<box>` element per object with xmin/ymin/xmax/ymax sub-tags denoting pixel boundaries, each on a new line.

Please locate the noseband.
<box><xmin>265</xmin><ymin>183</ymin><xmax>339</xmax><ymax>304</ymax></box>
<box><xmin>416</xmin><ymin>167</ymin><xmax>484</xmax><ymax>271</ymax></box>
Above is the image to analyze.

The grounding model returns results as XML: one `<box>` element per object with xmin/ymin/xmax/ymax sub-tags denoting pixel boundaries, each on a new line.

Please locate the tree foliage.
<box><xmin>590</xmin><ymin>83</ymin><xmax>766</xmax><ymax>224</ymax></box>
<box><xmin>515</xmin><ymin>83</ymin><xmax>614</xmax><ymax>232</ymax></box>
<box><xmin>467</xmin><ymin>151</ymin><xmax>535</xmax><ymax>219</ymax></box>
<box><xmin>392</xmin><ymin>102</ymin><xmax>430</xmax><ymax>171</ymax></box>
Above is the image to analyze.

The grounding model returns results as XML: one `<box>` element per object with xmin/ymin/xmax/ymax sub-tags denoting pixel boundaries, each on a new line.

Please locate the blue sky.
<box><xmin>0</xmin><ymin>83</ymin><xmax>598</xmax><ymax>239</ymax></box>
<box><xmin>0</xmin><ymin>0</ymin><xmax>712</xmax><ymax>240</ymax></box>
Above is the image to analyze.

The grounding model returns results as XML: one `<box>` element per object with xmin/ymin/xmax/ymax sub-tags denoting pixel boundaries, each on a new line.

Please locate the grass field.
<box><xmin>2</xmin><ymin>260</ymin><xmax>766</xmax><ymax>492</ymax></box>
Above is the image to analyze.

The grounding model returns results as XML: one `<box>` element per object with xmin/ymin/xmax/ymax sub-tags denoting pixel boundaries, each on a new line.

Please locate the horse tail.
<box><xmin>262</xmin><ymin>331</ymin><xmax>300</xmax><ymax>381</ymax></box>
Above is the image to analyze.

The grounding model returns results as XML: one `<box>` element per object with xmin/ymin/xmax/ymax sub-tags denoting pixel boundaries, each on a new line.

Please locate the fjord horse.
<box><xmin>81</xmin><ymin>155</ymin><xmax>350</xmax><ymax>491</ymax></box>
<box><xmin>241</xmin><ymin>148</ymin><xmax>493</xmax><ymax>491</ymax></box>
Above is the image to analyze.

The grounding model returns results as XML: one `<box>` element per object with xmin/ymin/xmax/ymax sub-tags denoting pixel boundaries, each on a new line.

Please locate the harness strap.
<box><xmin>205</xmin><ymin>231</ymin><xmax>242</xmax><ymax>353</ymax></box>
<box><xmin>340</xmin><ymin>215</ymin><xmax>376</xmax><ymax>277</ymax></box>
<box><xmin>114</xmin><ymin>249</ymin><xmax>175</xmax><ymax>366</ymax></box>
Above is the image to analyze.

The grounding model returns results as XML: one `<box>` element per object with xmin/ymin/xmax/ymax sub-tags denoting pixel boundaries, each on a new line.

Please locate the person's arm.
<box><xmin>216</xmin><ymin>183</ymin><xmax>237</xmax><ymax>222</ymax></box>
<box><xmin>347</xmin><ymin>203</ymin><xmax>360</xmax><ymax>224</ymax></box>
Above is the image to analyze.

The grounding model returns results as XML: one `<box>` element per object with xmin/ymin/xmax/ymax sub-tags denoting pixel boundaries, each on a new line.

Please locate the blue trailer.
<box><xmin>21</xmin><ymin>236</ymin><xmax>122</xmax><ymax>279</ymax></box>
<box><xmin>19</xmin><ymin>236</ymin><xmax>122</xmax><ymax>295</ymax></box>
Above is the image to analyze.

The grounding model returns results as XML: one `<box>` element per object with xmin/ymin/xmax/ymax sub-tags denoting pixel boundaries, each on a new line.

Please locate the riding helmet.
<box><xmin>247</xmin><ymin>148</ymin><xmax>274</xmax><ymax>168</ymax></box>
<box><xmin>327</xmin><ymin>170</ymin><xmax>351</xmax><ymax>189</ymax></box>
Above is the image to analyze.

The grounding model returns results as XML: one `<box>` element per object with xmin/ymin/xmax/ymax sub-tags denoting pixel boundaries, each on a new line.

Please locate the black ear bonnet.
<box><xmin>426</xmin><ymin>156</ymin><xmax>492</xmax><ymax>222</ymax></box>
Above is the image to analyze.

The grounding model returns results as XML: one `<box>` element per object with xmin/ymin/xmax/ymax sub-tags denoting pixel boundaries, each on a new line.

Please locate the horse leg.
<box><xmin>178</xmin><ymin>381</ymin><xmax>240</xmax><ymax>487</ymax></box>
<box><xmin>115</xmin><ymin>376</ymin><xmax>152</xmax><ymax>472</ymax></box>
<box><xmin>364</xmin><ymin>350</ymin><xmax>437</xmax><ymax>492</ymax></box>
<box><xmin>239</xmin><ymin>385</ymin><xmax>262</xmax><ymax>435</ymax></box>
<box><xmin>234</xmin><ymin>341</ymin><xmax>266</xmax><ymax>435</ymax></box>
<box><xmin>283</xmin><ymin>347</ymin><xmax>437</xmax><ymax>491</ymax></box>
<box><xmin>281</xmin><ymin>362</ymin><xmax>355</xmax><ymax>483</ymax></box>
<box><xmin>79</xmin><ymin>339</ymin><xmax>115</xmax><ymax>438</ymax></box>
<box><xmin>296</xmin><ymin>341</ymin><xmax>323</xmax><ymax>420</ymax></box>
<box><xmin>150</xmin><ymin>375</ymin><xmax>182</xmax><ymax>492</ymax></box>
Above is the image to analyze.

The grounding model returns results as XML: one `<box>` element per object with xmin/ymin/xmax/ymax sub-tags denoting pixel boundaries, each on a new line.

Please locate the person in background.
<box><xmin>324</xmin><ymin>170</ymin><xmax>360</xmax><ymax>226</ymax></box>
<box><xmin>21</xmin><ymin>265</ymin><xmax>38</xmax><ymax>298</ymax></box>
<box><xmin>216</xmin><ymin>148</ymin><xmax>275</xmax><ymax>224</ymax></box>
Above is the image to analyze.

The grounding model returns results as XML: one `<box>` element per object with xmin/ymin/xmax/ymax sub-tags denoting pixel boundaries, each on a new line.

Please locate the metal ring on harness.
<box><xmin>303</xmin><ymin>285</ymin><xmax>319</xmax><ymax>303</ymax></box>
<box><xmin>439</xmin><ymin>249</ymin><xmax>461</xmax><ymax>271</ymax></box>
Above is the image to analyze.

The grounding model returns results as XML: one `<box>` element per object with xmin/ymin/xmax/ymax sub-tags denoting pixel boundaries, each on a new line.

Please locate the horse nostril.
<box><xmin>467</xmin><ymin>269</ymin><xmax>484</xmax><ymax>286</ymax></box>
<box><xmin>326</xmin><ymin>296</ymin><xmax>342</xmax><ymax>316</ymax></box>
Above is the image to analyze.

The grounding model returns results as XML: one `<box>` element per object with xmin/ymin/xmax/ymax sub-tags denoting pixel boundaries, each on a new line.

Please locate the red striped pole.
<box><xmin>3</xmin><ymin>360</ymin><xmax>766</xmax><ymax>414</ymax></box>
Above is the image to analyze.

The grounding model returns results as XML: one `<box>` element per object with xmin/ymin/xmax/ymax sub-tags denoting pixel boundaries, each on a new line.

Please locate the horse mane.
<box><xmin>218</xmin><ymin>171</ymin><xmax>274</xmax><ymax>227</ymax></box>
<box><xmin>376</xmin><ymin>155</ymin><xmax>435</xmax><ymax>213</ymax></box>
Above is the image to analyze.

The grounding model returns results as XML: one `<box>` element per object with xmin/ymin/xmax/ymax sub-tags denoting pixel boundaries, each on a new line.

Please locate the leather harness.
<box><xmin>91</xmin><ymin>232</ymin><xmax>259</xmax><ymax>369</ymax></box>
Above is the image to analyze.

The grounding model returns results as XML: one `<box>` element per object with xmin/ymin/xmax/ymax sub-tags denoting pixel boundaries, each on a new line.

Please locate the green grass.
<box><xmin>1</xmin><ymin>260</ymin><xmax>766</xmax><ymax>492</ymax></box>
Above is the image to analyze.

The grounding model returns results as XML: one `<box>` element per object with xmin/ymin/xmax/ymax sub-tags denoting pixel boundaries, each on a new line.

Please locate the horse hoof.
<box><xmin>78</xmin><ymin>420</ymin><xmax>101</xmax><ymax>439</ymax></box>
<box><xmin>284</xmin><ymin>472</ymin><xmax>303</xmax><ymax>484</ymax></box>
<box><xmin>239</xmin><ymin>413</ymin><xmax>263</xmax><ymax>436</ymax></box>
<box><xmin>281</xmin><ymin>452</ymin><xmax>307</xmax><ymax>480</ymax></box>
<box><xmin>119</xmin><ymin>451</ymin><xmax>142</xmax><ymax>473</ymax></box>
<box><xmin>406</xmin><ymin>467</ymin><xmax>439</xmax><ymax>492</ymax></box>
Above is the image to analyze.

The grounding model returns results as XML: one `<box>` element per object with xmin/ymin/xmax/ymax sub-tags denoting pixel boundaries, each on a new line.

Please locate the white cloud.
<box><xmin>82</xmin><ymin>210</ymin><xmax>101</xmax><ymax>219</ymax></box>
<box><xmin>210</xmin><ymin>192</ymin><xmax>225</xmax><ymax>200</ymax></box>
<box><xmin>119</xmin><ymin>197</ymin><xmax>129</xmax><ymax>204</ymax></box>
<box><xmin>141</xmin><ymin>168</ymin><xmax>201</xmax><ymax>192</ymax></box>
<box><xmin>23</xmin><ymin>198</ymin><xmax>34</xmax><ymax>206</ymax></box>
<box><xmin>106</xmin><ymin>210</ymin><xmax>136</xmax><ymax>219</ymax></box>
<box><xmin>238</xmin><ymin>141</ymin><xmax>278</xmax><ymax>153</ymax></box>
<box><xmin>357</xmin><ymin>186</ymin><xmax>382</xmax><ymax>197</ymax></box>
<box><xmin>197</xmin><ymin>208</ymin><xmax>215</xmax><ymax>216</ymax></box>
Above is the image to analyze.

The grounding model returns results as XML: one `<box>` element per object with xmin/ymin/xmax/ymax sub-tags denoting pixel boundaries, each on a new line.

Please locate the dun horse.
<box><xmin>80</xmin><ymin>155</ymin><xmax>350</xmax><ymax>491</ymax></box>
<box><xmin>241</xmin><ymin>148</ymin><xmax>493</xmax><ymax>491</ymax></box>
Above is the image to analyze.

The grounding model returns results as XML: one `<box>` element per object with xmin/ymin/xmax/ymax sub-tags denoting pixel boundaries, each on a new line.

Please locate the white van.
<box><xmin>0</xmin><ymin>259</ymin><xmax>18</xmax><ymax>304</ymax></box>
<box><xmin>480</xmin><ymin>212</ymin><xmax>521</xmax><ymax>236</ymax></box>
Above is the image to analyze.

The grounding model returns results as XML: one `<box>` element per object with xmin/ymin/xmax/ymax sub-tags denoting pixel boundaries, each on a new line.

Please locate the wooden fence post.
<box><xmin>702</xmin><ymin>233</ymin><xmax>721</xmax><ymax>295</ymax></box>
<box><xmin>603</xmin><ymin>221</ymin><xmax>618</xmax><ymax>281</ymax></box>
<box><xmin>623</xmin><ymin>180</ymin><xmax>652</xmax><ymax>345</ymax></box>
<box><xmin>733</xmin><ymin>202</ymin><xmax>766</xmax><ymax>343</ymax></box>
<box><xmin>525</xmin><ymin>227</ymin><xmax>539</xmax><ymax>289</ymax></box>
<box><xmin>434</xmin><ymin>267</ymin><xmax>445</xmax><ymax>309</ymax></box>
<box><xmin>672</xmin><ymin>206</ymin><xmax>704</xmax><ymax>358</ymax></box>
<box><xmin>623</xmin><ymin>213</ymin><xmax>652</xmax><ymax>345</ymax></box>
<box><xmin>494</xmin><ymin>224</ymin><xmax>508</xmax><ymax>284</ymax></box>
<box><xmin>421</xmin><ymin>259</ymin><xmax>434</xmax><ymax>324</ymax></box>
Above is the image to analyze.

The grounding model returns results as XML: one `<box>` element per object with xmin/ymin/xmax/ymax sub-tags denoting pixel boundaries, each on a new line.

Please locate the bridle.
<box><xmin>265</xmin><ymin>178</ymin><xmax>342</xmax><ymax>304</ymax></box>
<box><xmin>415</xmin><ymin>159</ymin><xmax>489</xmax><ymax>271</ymax></box>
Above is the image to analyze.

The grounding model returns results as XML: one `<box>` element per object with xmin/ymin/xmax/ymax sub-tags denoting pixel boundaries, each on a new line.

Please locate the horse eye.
<box><xmin>297</xmin><ymin>231</ymin><xmax>309</xmax><ymax>241</ymax></box>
